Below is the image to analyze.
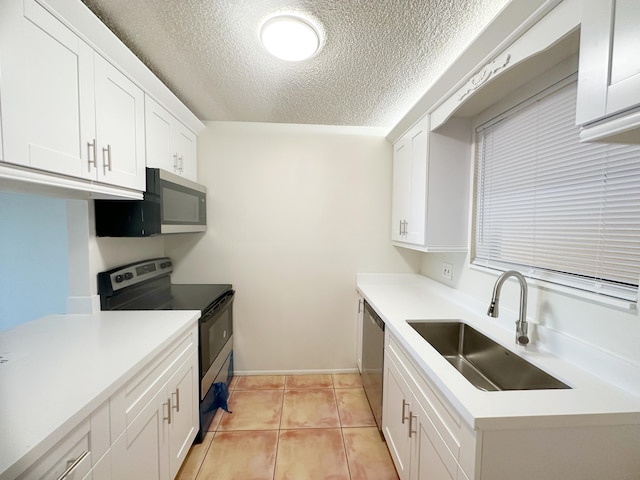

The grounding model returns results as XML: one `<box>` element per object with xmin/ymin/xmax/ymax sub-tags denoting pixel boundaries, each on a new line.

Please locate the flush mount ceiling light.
<box><xmin>260</xmin><ymin>15</ymin><xmax>322</xmax><ymax>61</ymax></box>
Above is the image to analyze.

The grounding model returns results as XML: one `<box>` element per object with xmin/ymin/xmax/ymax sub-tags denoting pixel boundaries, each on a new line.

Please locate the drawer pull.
<box><xmin>87</xmin><ymin>140</ymin><xmax>97</xmax><ymax>171</ymax></box>
<box><xmin>164</xmin><ymin>398</ymin><xmax>172</xmax><ymax>424</ymax></box>
<box><xmin>408</xmin><ymin>412</ymin><xmax>417</xmax><ymax>438</ymax></box>
<box><xmin>401</xmin><ymin>399</ymin><xmax>410</xmax><ymax>424</ymax></box>
<box><xmin>56</xmin><ymin>450</ymin><xmax>89</xmax><ymax>480</ymax></box>
<box><xmin>102</xmin><ymin>144</ymin><xmax>112</xmax><ymax>174</ymax></box>
<box><xmin>172</xmin><ymin>388</ymin><xmax>180</xmax><ymax>412</ymax></box>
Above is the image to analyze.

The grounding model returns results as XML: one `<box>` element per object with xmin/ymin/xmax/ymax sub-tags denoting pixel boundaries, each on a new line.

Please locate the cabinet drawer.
<box><xmin>110</xmin><ymin>327</ymin><xmax>197</xmax><ymax>441</ymax></box>
<box><xmin>17</xmin><ymin>419</ymin><xmax>92</xmax><ymax>480</ymax></box>
<box><xmin>387</xmin><ymin>335</ymin><xmax>461</xmax><ymax>458</ymax></box>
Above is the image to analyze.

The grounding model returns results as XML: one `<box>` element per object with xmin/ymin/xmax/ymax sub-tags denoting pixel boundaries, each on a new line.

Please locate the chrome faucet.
<box><xmin>487</xmin><ymin>270</ymin><xmax>530</xmax><ymax>346</ymax></box>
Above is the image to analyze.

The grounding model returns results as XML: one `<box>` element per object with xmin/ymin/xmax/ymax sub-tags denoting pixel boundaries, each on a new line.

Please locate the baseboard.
<box><xmin>235</xmin><ymin>367</ymin><xmax>360</xmax><ymax>376</ymax></box>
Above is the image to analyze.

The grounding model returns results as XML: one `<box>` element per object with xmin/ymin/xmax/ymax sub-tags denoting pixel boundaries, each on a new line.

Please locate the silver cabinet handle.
<box><xmin>399</xmin><ymin>220</ymin><xmax>403</xmax><ymax>235</ymax></box>
<box><xmin>87</xmin><ymin>140</ymin><xmax>97</xmax><ymax>172</ymax></box>
<box><xmin>401</xmin><ymin>399</ymin><xmax>410</xmax><ymax>424</ymax></box>
<box><xmin>102</xmin><ymin>144</ymin><xmax>112</xmax><ymax>174</ymax></box>
<box><xmin>56</xmin><ymin>450</ymin><xmax>89</xmax><ymax>480</ymax></box>
<box><xmin>408</xmin><ymin>412</ymin><xmax>417</xmax><ymax>438</ymax></box>
<box><xmin>172</xmin><ymin>388</ymin><xmax>180</xmax><ymax>412</ymax></box>
<box><xmin>179</xmin><ymin>155</ymin><xmax>184</xmax><ymax>173</ymax></box>
<box><xmin>173</xmin><ymin>153</ymin><xmax>179</xmax><ymax>172</ymax></box>
<box><xmin>164</xmin><ymin>398</ymin><xmax>172</xmax><ymax>424</ymax></box>
<box><xmin>357</xmin><ymin>299</ymin><xmax>363</xmax><ymax>314</ymax></box>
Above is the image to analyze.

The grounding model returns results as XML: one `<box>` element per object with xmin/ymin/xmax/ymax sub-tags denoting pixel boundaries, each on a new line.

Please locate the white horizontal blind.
<box><xmin>474</xmin><ymin>80</ymin><xmax>640</xmax><ymax>302</ymax></box>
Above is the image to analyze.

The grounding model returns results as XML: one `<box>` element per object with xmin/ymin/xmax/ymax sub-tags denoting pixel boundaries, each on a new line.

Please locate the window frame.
<box><xmin>470</xmin><ymin>72</ymin><xmax>640</xmax><ymax>307</ymax></box>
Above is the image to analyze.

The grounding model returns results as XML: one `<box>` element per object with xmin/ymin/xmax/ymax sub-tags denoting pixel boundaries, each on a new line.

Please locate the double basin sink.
<box><xmin>408</xmin><ymin>321</ymin><xmax>570</xmax><ymax>391</ymax></box>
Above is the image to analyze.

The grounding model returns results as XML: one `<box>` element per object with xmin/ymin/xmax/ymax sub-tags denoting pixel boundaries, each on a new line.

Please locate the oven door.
<box><xmin>199</xmin><ymin>290</ymin><xmax>234</xmax><ymax>394</ymax></box>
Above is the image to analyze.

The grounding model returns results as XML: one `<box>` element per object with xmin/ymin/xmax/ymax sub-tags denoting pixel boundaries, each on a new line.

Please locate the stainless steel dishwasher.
<box><xmin>361</xmin><ymin>300</ymin><xmax>385</xmax><ymax>432</ymax></box>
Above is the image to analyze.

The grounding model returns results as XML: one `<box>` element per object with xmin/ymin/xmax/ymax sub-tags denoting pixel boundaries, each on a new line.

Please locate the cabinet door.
<box><xmin>167</xmin><ymin>355</ymin><xmax>199</xmax><ymax>479</ymax></box>
<box><xmin>0</xmin><ymin>0</ymin><xmax>94</xmax><ymax>179</ymax></box>
<box><xmin>405</xmin><ymin>123</ymin><xmax>428</xmax><ymax>245</ymax></box>
<box><xmin>410</xmin><ymin>400</ymin><xmax>456</xmax><ymax>480</ymax></box>
<box><xmin>94</xmin><ymin>55</ymin><xmax>145</xmax><ymax>190</ymax></box>
<box><xmin>391</xmin><ymin>136</ymin><xmax>411</xmax><ymax>242</ymax></box>
<box><xmin>111</xmin><ymin>388</ymin><xmax>169</xmax><ymax>480</ymax></box>
<box><xmin>171</xmin><ymin>122</ymin><xmax>197</xmax><ymax>181</ymax></box>
<box><xmin>577</xmin><ymin>0</ymin><xmax>640</xmax><ymax>124</ymax></box>
<box><xmin>356</xmin><ymin>295</ymin><xmax>364</xmax><ymax>373</ymax></box>
<box><xmin>145</xmin><ymin>96</ymin><xmax>177</xmax><ymax>174</ymax></box>
<box><xmin>382</xmin><ymin>354</ymin><xmax>413</xmax><ymax>480</ymax></box>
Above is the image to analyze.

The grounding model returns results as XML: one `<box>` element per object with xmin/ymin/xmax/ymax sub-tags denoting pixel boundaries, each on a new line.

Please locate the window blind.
<box><xmin>474</xmin><ymin>79</ymin><xmax>640</xmax><ymax>302</ymax></box>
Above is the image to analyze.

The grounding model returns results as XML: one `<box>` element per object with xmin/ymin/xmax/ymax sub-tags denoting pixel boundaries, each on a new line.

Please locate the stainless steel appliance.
<box><xmin>361</xmin><ymin>300</ymin><xmax>385</xmax><ymax>432</ymax></box>
<box><xmin>94</xmin><ymin>168</ymin><xmax>206</xmax><ymax>237</ymax></box>
<box><xmin>97</xmin><ymin>257</ymin><xmax>233</xmax><ymax>443</ymax></box>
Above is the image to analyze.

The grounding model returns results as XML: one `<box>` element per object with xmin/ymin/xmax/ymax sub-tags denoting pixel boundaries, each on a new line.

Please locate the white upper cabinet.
<box><xmin>391</xmin><ymin>116</ymin><xmax>470</xmax><ymax>252</ymax></box>
<box><xmin>576</xmin><ymin>0</ymin><xmax>640</xmax><ymax>143</ymax></box>
<box><xmin>93</xmin><ymin>55</ymin><xmax>146</xmax><ymax>190</ymax></box>
<box><xmin>0</xmin><ymin>0</ymin><xmax>145</xmax><ymax>191</ymax></box>
<box><xmin>145</xmin><ymin>95</ymin><xmax>198</xmax><ymax>182</ymax></box>
<box><xmin>0</xmin><ymin>0</ymin><xmax>93</xmax><ymax>179</ymax></box>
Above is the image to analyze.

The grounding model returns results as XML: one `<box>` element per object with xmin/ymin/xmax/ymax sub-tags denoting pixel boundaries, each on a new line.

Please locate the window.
<box><xmin>473</xmin><ymin>78</ymin><xmax>640</xmax><ymax>302</ymax></box>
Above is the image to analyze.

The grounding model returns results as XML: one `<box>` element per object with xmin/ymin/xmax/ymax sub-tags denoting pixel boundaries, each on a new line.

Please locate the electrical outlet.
<box><xmin>442</xmin><ymin>262</ymin><xmax>453</xmax><ymax>281</ymax></box>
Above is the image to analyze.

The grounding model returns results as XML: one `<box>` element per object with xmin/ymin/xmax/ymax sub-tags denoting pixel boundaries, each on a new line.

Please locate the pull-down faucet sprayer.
<box><xmin>487</xmin><ymin>270</ymin><xmax>530</xmax><ymax>346</ymax></box>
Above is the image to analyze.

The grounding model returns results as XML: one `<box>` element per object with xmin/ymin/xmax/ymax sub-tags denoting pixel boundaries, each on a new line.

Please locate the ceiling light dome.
<box><xmin>260</xmin><ymin>15</ymin><xmax>322</xmax><ymax>61</ymax></box>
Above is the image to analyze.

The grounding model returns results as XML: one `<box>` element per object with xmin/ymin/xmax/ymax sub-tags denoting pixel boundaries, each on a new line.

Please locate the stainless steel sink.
<box><xmin>407</xmin><ymin>321</ymin><xmax>570</xmax><ymax>391</ymax></box>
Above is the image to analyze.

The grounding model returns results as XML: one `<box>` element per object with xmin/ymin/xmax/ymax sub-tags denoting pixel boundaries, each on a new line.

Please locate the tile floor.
<box><xmin>176</xmin><ymin>374</ymin><xmax>399</xmax><ymax>480</ymax></box>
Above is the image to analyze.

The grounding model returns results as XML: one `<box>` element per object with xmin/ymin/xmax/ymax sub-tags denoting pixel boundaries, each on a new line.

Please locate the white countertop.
<box><xmin>0</xmin><ymin>310</ymin><xmax>199</xmax><ymax>479</ymax></box>
<box><xmin>357</xmin><ymin>273</ymin><xmax>640</xmax><ymax>430</ymax></box>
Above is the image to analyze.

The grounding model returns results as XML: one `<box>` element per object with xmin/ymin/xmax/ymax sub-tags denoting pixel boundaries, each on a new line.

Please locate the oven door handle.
<box><xmin>201</xmin><ymin>291</ymin><xmax>234</xmax><ymax>324</ymax></box>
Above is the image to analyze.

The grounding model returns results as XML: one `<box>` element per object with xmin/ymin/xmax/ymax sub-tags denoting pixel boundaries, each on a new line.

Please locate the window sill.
<box><xmin>469</xmin><ymin>264</ymin><xmax>638</xmax><ymax>311</ymax></box>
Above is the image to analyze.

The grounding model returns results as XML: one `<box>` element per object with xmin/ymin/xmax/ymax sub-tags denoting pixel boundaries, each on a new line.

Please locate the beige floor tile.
<box><xmin>343</xmin><ymin>427</ymin><xmax>399</xmax><ymax>480</ymax></box>
<box><xmin>197</xmin><ymin>430</ymin><xmax>278</xmax><ymax>480</ymax></box>
<box><xmin>335</xmin><ymin>388</ymin><xmax>376</xmax><ymax>427</ymax></box>
<box><xmin>281</xmin><ymin>389</ymin><xmax>340</xmax><ymax>429</ymax></box>
<box><xmin>174</xmin><ymin>430</ymin><xmax>213</xmax><ymax>480</ymax></box>
<box><xmin>208</xmin><ymin>403</ymin><xmax>226</xmax><ymax>431</ymax></box>
<box><xmin>228</xmin><ymin>375</ymin><xmax>240</xmax><ymax>391</ymax></box>
<box><xmin>285</xmin><ymin>374</ymin><xmax>333</xmax><ymax>389</ymax></box>
<box><xmin>218</xmin><ymin>390</ymin><xmax>283</xmax><ymax>431</ymax></box>
<box><xmin>275</xmin><ymin>429</ymin><xmax>350</xmax><ymax>480</ymax></box>
<box><xmin>332</xmin><ymin>373</ymin><xmax>363</xmax><ymax>388</ymax></box>
<box><xmin>234</xmin><ymin>375</ymin><xmax>286</xmax><ymax>390</ymax></box>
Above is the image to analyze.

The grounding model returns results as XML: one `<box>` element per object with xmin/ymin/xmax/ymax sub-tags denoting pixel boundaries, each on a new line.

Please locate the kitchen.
<box><xmin>1</xmin><ymin>0</ymin><xmax>640</xmax><ymax>479</ymax></box>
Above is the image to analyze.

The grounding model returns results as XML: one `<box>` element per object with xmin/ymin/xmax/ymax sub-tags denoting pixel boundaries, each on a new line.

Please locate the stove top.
<box><xmin>98</xmin><ymin>257</ymin><xmax>232</xmax><ymax>312</ymax></box>
<box><xmin>170</xmin><ymin>284</ymin><xmax>232</xmax><ymax>311</ymax></box>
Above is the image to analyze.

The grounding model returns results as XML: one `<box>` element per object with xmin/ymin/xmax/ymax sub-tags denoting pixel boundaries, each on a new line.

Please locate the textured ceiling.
<box><xmin>81</xmin><ymin>0</ymin><xmax>510</xmax><ymax>128</ymax></box>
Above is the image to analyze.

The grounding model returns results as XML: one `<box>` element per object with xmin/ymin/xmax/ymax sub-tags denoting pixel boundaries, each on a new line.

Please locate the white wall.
<box><xmin>166</xmin><ymin>121</ymin><xmax>421</xmax><ymax>373</ymax></box>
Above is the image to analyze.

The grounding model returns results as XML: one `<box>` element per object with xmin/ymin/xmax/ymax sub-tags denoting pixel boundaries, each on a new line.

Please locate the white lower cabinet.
<box><xmin>383</xmin><ymin>333</ymin><xmax>474</xmax><ymax>480</ymax></box>
<box><xmin>356</xmin><ymin>294</ymin><xmax>364</xmax><ymax>373</ymax></box>
<box><xmin>112</xmin><ymin>387</ymin><xmax>169</xmax><ymax>480</ymax></box>
<box><xmin>110</xmin><ymin>331</ymin><xmax>199</xmax><ymax>480</ymax></box>
<box><xmin>16</xmin><ymin>400</ymin><xmax>111</xmax><ymax>480</ymax></box>
<box><xmin>16</xmin><ymin>326</ymin><xmax>198</xmax><ymax>480</ymax></box>
<box><xmin>16</xmin><ymin>420</ymin><xmax>93</xmax><ymax>480</ymax></box>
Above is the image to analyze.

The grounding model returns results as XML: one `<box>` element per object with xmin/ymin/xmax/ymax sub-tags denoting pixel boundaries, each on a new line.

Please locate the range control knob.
<box><xmin>124</xmin><ymin>272</ymin><xmax>134</xmax><ymax>280</ymax></box>
<box><xmin>115</xmin><ymin>274</ymin><xmax>124</xmax><ymax>283</ymax></box>
<box><xmin>160</xmin><ymin>261</ymin><xmax>172</xmax><ymax>269</ymax></box>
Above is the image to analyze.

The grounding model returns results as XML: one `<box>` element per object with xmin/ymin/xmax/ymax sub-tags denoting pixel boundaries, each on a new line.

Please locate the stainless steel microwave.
<box><xmin>95</xmin><ymin>168</ymin><xmax>206</xmax><ymax>236</ymax></box>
